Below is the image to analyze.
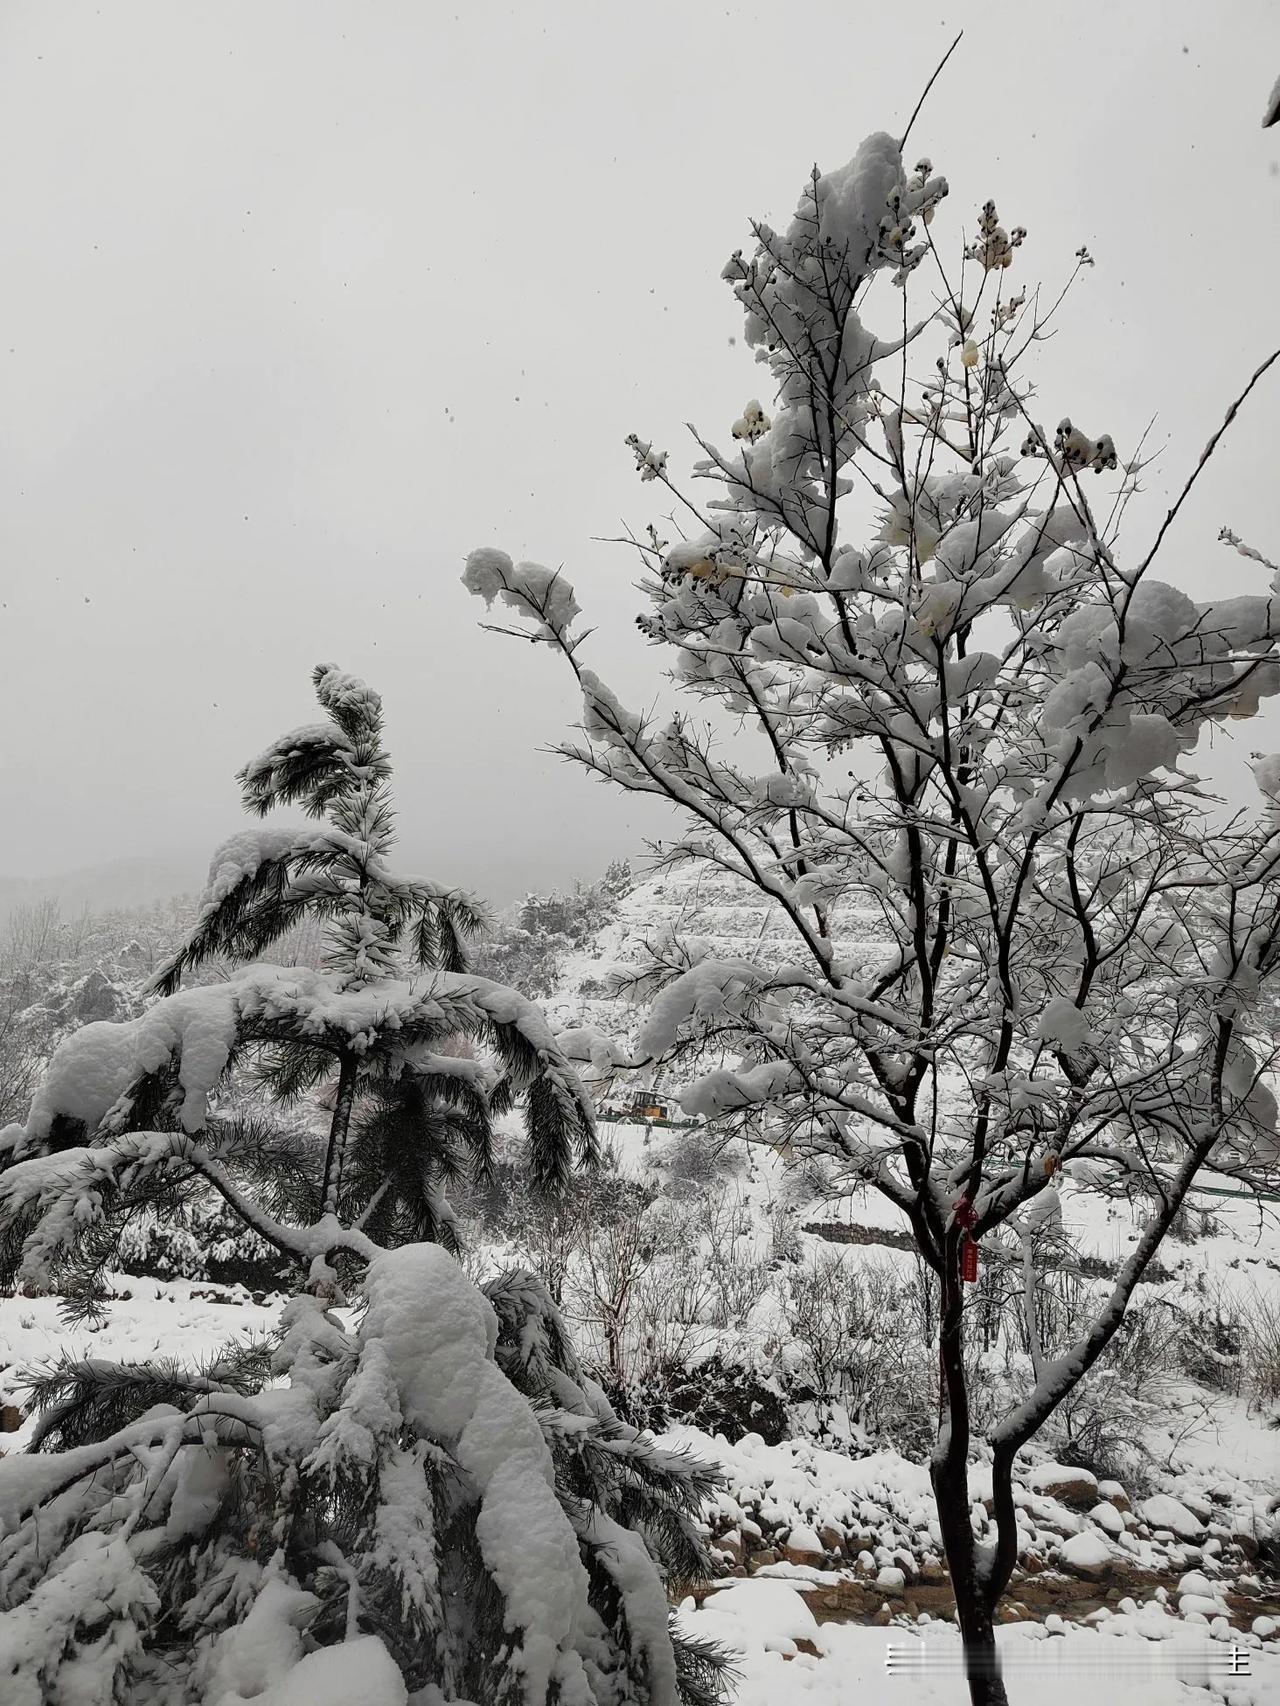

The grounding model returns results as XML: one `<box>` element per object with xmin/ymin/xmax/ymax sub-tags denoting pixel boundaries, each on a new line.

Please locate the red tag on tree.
<box><xmin>961</xmin><ymin>1234</ymin><xmax>979</xmax><ymax>1284</ymax></box>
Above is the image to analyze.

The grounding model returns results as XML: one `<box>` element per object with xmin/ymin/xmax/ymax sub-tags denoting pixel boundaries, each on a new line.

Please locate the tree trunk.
<box><xmin>954</xmin><ymin>1592</ymin><xmax>1007</xmax><ymax>1706</ymax></box>
<box><xmin>321</xmin><ymin>1051</ymin><xmax>359</xmax><ymax>1219</ymax></box>
<box><xmin>986</xmin><ymin>1442</ymin><xmax>1021</xmax><ymax>1609</ymax></box>
<box><xmin>932</xmin><ymin>1452</ymin><xmax>1008</xmax><ymax>1705</ymax></box>
<box><xmin>930</xmin><ymin>1259</ymin><xmax>1010</xmax><ymax>1706</ymax></box>
<box><xmin>604</xmin><ymin>1309</ymin><xmax>625</xmax><ymax>1390</ymax></box>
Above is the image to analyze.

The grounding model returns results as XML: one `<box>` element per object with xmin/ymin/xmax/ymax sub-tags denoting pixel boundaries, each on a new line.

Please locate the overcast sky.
<box><xmin>1</xmin><ymin>0</ymin><xmax>1278</xmax><ymax>908</ymax></box>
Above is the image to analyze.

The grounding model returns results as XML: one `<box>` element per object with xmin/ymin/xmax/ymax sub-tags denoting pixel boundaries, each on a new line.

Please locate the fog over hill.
<box><xmin>0</xmin><ymin>832</ymin><xmax>620</xmax><ymax>921</ymax></box>
<box><xmin>0</xmin><ymin>850</ymin><xmax>206</xmax><ymax>918</ymax></box>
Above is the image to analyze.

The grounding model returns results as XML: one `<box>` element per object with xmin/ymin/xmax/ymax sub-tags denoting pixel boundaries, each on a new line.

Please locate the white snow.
<box><xmin>0</xmin><ymin>1274</ymin><xmax>281</xmax><ymax>1430</ymax></box>
<box><xmin>203</xmin><ymin>1578</ymin><xmax>319</xmax><ymax>1704</ymax></box>
<box><xmin>462</xmin><ymin>548</ymin><xmax>581</xmax><ymax>639</ymax></box>
<box><xmin>1034</xmin><ymin>998</ymin><xmax>1096</xmax><ymax>1054</ymax></box>
<box><xmin>636</xmin><ymin>959</ymin><xmax>766</xmax><ymax>1057</ymax></box>
<box><xmin>1058</xmin><ymin>1530</ymin><xmax>1114</xmax><ymax>1574</ymax></box>
<box><xmin>243</xmin><ymin>1637</ymin><xmax>408</xmax><ymax>1706</ymax></box>
<box><xmin>359</xmin><ymin>1244</ymin><xmax>654</xmax><ymax>1706</ymax></box>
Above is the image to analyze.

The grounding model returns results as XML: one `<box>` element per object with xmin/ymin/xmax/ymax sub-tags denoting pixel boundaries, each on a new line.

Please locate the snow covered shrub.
<box><xmin>0</xmin><ymin>957</ymin><xmax>129</xmax><ymax>1129</ymax></box>
<box><xmin>469</xmin><ymin>120</ymin><xmax>1280</xmax><ymax>1703</ymax></box>
<box><xmin>1243</xmin><ymin>1285</ymin><xmax>1280</xmax><ymax>1412</ymax></box>
<box><xmin>694</xmin><ymin>1193</ymin><xmax>775</xmax><ymax>1328</ymax></box>
<box><xmin>1175</xmin><ymin>1274</ymin><xmax>1250</xmax><ymax>1395</ymax></box>
<box><xmin>1041</xmin><ymin>1301</ymin><xmax>1183</xmax><ymax>1484</ymax></box>
<box><xmin>469</xmin><ymin>1137</ymin><xmax>654</xmax><ymax>1308</ymax></box>
<box><xmin>783</xmin><ymin>1253</ymin><xmax>905</xmax><ymax>1437</ymax></box>
<box><xmin>472</xmin><ymin>862</ymin><xmax>633</xmax><ymax>998</ymax></box>
<box><xmin>0</xmin><ymin>982</ymin><xmax>47</xmax><ymax>1132</ymax></box>
<box><xmin>0</xmin><ymin>898</ymin><xmax>199</xmax><ymax>1127</ymax></box>
<box><xmin>558</xmin><ymin>1186</ymin><xmax>780</xmax><ymax>1408</ymax></box>
<box><xmin>651</xmin><ymin>1126</ymin><xmax>736</xmax><ymax>1199</ymax></box>
<box><xmin>562</xmin><ymin>1194</ymin><xmax>692</xmax><ymax>1392</ymax></box>
<box><xmin>0</xmin><ymin>667</ymin><xmax>725</xmax><ymax>1706</ymax></box>
<box><xmin>114</xmin><ymin>1193</ymin><xmax>288</xmax><ymax>1292</ymax></box>
<box><xmin>621</xmin><ymin>1353</ymin><xmax>791</xmax><ymax>1446</ymax></box>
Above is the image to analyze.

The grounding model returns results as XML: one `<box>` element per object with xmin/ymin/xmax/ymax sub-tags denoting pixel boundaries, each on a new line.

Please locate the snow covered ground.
<box><xmin>679</xmin><ymin>1576</ymin><xmax>1280</xmax><ymax>1706</ymax></box>
<box><xmin>2</xmin><ymin>1247</ymin><xmax>1276</xmax><ymax>1706</ymax></box>
<box><xmin>0</xmin><ymin>1275</ymin><xmax>279</xmax><ymax>1448</ymax></box>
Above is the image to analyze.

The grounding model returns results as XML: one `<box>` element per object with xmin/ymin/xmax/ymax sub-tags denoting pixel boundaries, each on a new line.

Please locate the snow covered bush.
<box><xmin>473</xmin><ymin>862</ymin><xmax>634</xmax><ymax>998</ymax></box>
<box><xmin>0</xmin><ymin>896</ymin><xmax>202</xmax><ymax>1144</ymax></box>
<box><xmin>466</xmin><ymin>1135</ymin><xmax>654</xmax><ymax>1308</ymax></box>
<box><xmin>0</xmin><ymin>666</ymin><xmax>725</xmax><ymax>1706</ymax></box>
<box><xmin>469</xmin><ymin>128</ymin><xmax>1280</xmax><ymax>1704</ymax></box>
<box><xmin>112</xmin><ymin>1193</ymin><xmax>287</xmax><ymax>1290</ymax></box>
<box><xmin>1242</xmin><ymin>1284</ymin><xmax>1280</xmax><ymax>1413</ymax></box>
<box><xmin>782</xmin><ymin>1251</ymin><xmax>936</xmax><ymax>1450</ymax></box>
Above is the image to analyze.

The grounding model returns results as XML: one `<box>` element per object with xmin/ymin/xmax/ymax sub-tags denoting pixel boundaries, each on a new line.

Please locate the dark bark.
<box><xmin>930</xmin><ymin>1251</ymin><xmax>1010</xmax><ymax>1706</ymax></box>
<box><xmin>320</xmin><ymin>1050</ymin><xmax>359</xmax><ymax>1219</ymax></box>
<box><xmin>951</xmin><ymin>1588</ymin><xmax>1007</xmax><ymax>1706</ymax></box>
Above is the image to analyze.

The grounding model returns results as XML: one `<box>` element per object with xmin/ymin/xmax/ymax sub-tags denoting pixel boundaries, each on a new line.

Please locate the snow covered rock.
<box><xmin>782</xmin><ymin>1525</ymin><xmax>825</xmax><ymax>1565</ymax></box>
<box><xmin>1176</xmin><ymin>1491</ymin><xmax>1213</xmax><ymax>1522</ymax></box>
<box><xmin>1097</xmin><ymin>1479</ymin><xmax>1130</xmax><ymax>1513</ymax></box>
<box><xmin>1089</xmin><ymin>1502</ymin><xmax>1125</xmax><ymax>1537</ymax></box>
<box><xmin>1180</xmin><ymin>1592</ymin><xmax>1230</xmax><ymax>1621</ymax></box>
<box><xmin>1137</xmin><ymin>1494</ymin><xmax>1204</xmax><ymax>1541</ymax></box>
<box><xmin>689</xmin><ymin>1578</ymin><xmax>826</xmax><ymax>1660</ymax></box>
<box><xmin>1024</xmin><ymin>1464</ymin><xmax>1098</xmax><ymax>1509</ymax></box>
<box><xmin>1025</xmin><ymin>1495</ymin><xmax>1084</xmax><ymax>1536</ymax></box>
<box><xmin>1058</xmin><ymin>1531</ymin><xmax>1114</xmax><ymax>1581</ymax></box>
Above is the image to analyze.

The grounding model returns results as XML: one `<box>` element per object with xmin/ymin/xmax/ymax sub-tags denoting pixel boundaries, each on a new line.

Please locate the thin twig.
<box><xmin>1136</xmin><ymin>348</ymin><xmax>1280</xmax><ymax>581</ymax></box>
<box><xmin>899</xmin><ymin>31</ymin><xmax>963</xmax><ymax>153</ymax></box>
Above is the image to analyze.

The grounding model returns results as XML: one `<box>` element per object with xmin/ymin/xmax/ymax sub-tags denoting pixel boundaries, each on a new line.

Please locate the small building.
<box><xmin>621</xmin><ymin>1091</ymin><xmax>672</xmax><ymax>1119</ymax></box>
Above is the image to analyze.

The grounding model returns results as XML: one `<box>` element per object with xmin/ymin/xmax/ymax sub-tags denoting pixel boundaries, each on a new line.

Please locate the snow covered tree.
<box><xmin>466</xmin><ymin>134</ymin><xmax>1280</xmax><ymax>1703</ymax></box>
<box><xmin>0</xmin><ymin>666</ymin><xmax>724</xmax><ymax>1706</ymax></box>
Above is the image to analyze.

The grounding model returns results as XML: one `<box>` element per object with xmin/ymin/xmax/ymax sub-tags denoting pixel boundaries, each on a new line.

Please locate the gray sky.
<box><xmin>1</xmin><ymin>0</ymin><xmax>1278</xmax><ymax>907</ymax></box>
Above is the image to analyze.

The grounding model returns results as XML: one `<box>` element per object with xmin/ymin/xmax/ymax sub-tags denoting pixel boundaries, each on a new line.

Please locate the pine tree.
<box><xmin>0</xmin><ymin>666</ymin><xmax>725</xmax><ymax>1706</ymax></box>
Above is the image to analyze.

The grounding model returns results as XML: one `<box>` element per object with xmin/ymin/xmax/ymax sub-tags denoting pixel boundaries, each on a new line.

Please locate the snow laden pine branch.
<box><xmin>467</xmin><ymin>130</ymin><xmax>1280</xmax><ymax>1704</ymax></box>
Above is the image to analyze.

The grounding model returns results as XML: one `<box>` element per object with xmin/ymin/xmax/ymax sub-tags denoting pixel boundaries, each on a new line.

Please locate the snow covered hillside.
<box><xmin>541</xmin><ymin>861</ymin><xmax>887</xmax><ymax>1065</ymax></box>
